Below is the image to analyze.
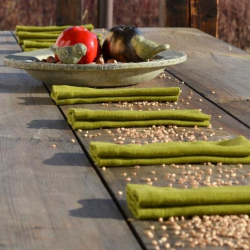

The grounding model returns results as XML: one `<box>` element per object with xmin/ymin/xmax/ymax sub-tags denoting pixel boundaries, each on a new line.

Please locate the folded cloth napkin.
<box><xmin>51</xmin><ymin>85</ymin><xmax>181</xmax><ymax>105</ymax></box>
<box><xmin>15</xmin><ymin>24</ymin><xmax>94</xmax><ymax>44</ymax></box>
<box><xmin>15</xmin><ymin>24</ymin><xmax>94</xmax><ymax>33</ymax></box>
<box><xmin>21</xmin><ymin>38</ymin><xmax>57</xmax><ymax>43</ymax></box>
<box><xmin>67</xmin><ymin>108</ymin><xmax>210</xmax><ymax>130</ymax></box>
<box><xmin>90</xmin><ymin>136</ymin><xmax>250</xmax><ymax>167</ymax></box>
<box><xmin>126</xmin><ymin>183</ymin><xmax>250</xmax><ymax>219</ymax></box>
<box><xmin>23</xmin><ymin>41</ymin><xmax>55</xmax><ymax>49</ymax></box>
<box><xmin>17</xmin><ymin>32</ymin><xmax>61</xmax><ymax>44</ymax></box>
<box><xmin>22</xmin><ymin>48</ymin><xmax>38</xmax><ymax>52</ymax></box>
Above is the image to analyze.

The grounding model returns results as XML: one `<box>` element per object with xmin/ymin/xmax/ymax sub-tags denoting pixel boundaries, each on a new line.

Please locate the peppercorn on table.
<box><xmin>2</xmin><ymin>27</ymin><xmax>250</xmax><ymax>250</ymax></box>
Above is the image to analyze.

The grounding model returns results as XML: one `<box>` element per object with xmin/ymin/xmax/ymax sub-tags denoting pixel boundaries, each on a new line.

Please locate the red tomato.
<box><xmin>55</xmin><ymin>26</ymin><xmax>101</xmax><ymax>64</ymax></box>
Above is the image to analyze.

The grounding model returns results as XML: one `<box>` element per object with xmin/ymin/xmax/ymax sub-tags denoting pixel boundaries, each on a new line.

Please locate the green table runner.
<box><xmin>126</xmin><ymin>184</ymin><xmax>250</xmax><ymax>219</ymax></box>
<box><xmin>90</xmin><ymin>136</ymin><xmax>250</xmax><ymax>167</ymax></box>
<box><xmin>67</xmin><ymin>108</ymin><xmax>210</xmax><ymax>130</ymax></box>
<box><xmin>51</xmin><ymin>85</ymin><xmax>181</xmax><ymax>105</ymax></box>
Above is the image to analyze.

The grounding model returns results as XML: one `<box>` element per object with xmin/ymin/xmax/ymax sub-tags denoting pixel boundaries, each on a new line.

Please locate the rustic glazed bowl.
<box><xmin>4</xmin><ymin>49</ymin><xmax>186</xmax><ymax>87</ymax></box>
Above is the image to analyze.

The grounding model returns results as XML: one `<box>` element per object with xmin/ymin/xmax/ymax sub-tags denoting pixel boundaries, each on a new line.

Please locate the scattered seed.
<box><xmin>144</xmin><ymin>230</ymin><xmax>154</xmax><ymax>239</ymax></box>
<box><xmin>158</xmin><ymin>217</ymin><xmax>164</xmax><ymax>222</ymax></box>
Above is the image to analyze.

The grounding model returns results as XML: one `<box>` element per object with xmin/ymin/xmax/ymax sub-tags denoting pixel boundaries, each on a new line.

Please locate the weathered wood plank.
<box><xmin>56</xmin><ymin>0</ymin><xmax>82</xmax><ymax>25</ymax></box>
<box><xmin>5</xmin><ymin>27</ymin><xmax>250</xmax><ymax>249</ymax></box>
<box><xmin>190</xmin><ymin>0</ymin><xmax>218</xmax><ymax>37</ymax></box>
<box><xmin>219</xmin><ymin>100</ymin><xmax>250</xmax><ymax>128</ymax></box>
<box><xmin>140</xmin><ymin>27</ymin><xmax>246</xmax><ymax>56</ymax></box>
<box><xmin>98</xmin><ymin>0</ymin><xmax>113</xmax><ymax>29</ymax></box>
<box><xmin>58</xmin><ymin>71</ymin><xmax>250</xmax><ymax>249</ymax></box>
<box><xmin>140</xmin><ymin>28</ymin><xmax>250</xmax><ymax>104</ymax></box>
<box><xmin>163</xmin><ymin>0</ymin><xmax>218</xmax><ymax>36</ymax></box>
<box><xmin>164</xmin><ymin>0</ymin><xmax>190</xmax><ymax>28</ymax></box>
<box><xmin>0</xmin><ymin>32</ymin><xmax>141</xmax><ymax>250</ymax></box>
<box><xmin>168</xmin><ymin>52</ymin><xmax>250</xmax><ymax>103</ymax></box>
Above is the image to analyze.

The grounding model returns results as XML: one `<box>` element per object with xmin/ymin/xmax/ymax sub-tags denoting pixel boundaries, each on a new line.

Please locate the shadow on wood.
<box><xmin>69</xmin><ymin>199</ymin><xmax>125</xmax><ymax>219</ymax></box>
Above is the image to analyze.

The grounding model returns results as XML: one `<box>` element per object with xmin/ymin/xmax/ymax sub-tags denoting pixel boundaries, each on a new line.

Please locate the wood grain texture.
<box><xmin>140</xmin><ymin>28</ymin><xmax>250</xmax><ymax>104</ymax></box>
<box><xmin>0</xmin><ymin>32</ymin><xmax>141</xmax><ymax>250</ymax></box>
<box><xmin>58</xmin><ymin>71</ymin><xmax>250</xmax><ymax>249</ymax></box>
<box><xmin>219</xmin><ymin>100</ymin><xmax>250</xmax><ymax>128</ymax></box>
<box><xmin>190</xmin><ymin>0</ymin><xmax>218</xmax><ymax>37</ymax></box>
<box><xmin>56</xmin><ymin>0</ymin><xmax>82</xmax><ymax>25</ymax></box>
<box><xmin>164</xmin><ymin>0</ymin><xmax>218</xmax><ymax>36</ymax></box>
<box><xmin>168</xmin><ymin>52</ymin><xmax>250</xmax><ymax>103</ymax></box>
<box><xmin>5</xmin><ymin>27</ymin><xmax>250</xmax><ymax>249</ymax></box>
<box><xmin>165</xmin><ymin>0</ymin><xmax>190</xmax><ymax>27</ymax></box>
<box><xmin>141</xmin><ymin>27</ymin><xmax>246</xmax><ymax>55</ymax></box>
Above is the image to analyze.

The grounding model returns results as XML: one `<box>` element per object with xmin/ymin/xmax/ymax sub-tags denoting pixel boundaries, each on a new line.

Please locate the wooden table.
<box><xmin>1</xmin><ymin>28</ymin><xmax>250</xmax><ymax>249</ymax></box>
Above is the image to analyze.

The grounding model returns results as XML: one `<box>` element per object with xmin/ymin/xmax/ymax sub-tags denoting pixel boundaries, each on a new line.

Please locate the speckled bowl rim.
<box><xmin>4</xmin><ymin>49</ymin><xmax>187</xmax><ymax>72</ymax></box>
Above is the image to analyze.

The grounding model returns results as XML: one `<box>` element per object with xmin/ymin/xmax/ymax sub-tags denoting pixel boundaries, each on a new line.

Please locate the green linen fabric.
<box><xmin>126</xmin><ymin>183</ymin><xmax>250</xmax><ymax>219</ymax></box>
<box><xmin>21</xmin><ymin>38</ymin><xmax>57</xmax><ymax>43</ymax></box>
<box><xmin>17</xmin><ymin>32</ymin><xmax>60</xmax><ymax>44</ymax></box>
<box><xmin>22</xmin><ymin>39</ymin><xmax>57</xmax><ymax>51</ymax></box>
<box><xmin>67</xmin><ymin>108</ymin><xmax>210</xmax><ymax>130</ymax></box>
<box><xmin>89</xmin><ymin>136</ymin><xmax>250</xmax><ymax>167</ymax></box>
<box><xmin>51</xmin><ymin>85</ymin><xmax>181</xmax><ymax>105</ymax></box>
<box><xmin>15</xmin><ymin>24</ymin><xmax>94</xmax><ymax>45</ymax></box>
<box><xmin>22</xmin><ymin>48</ymin><xmax>37</xmax><ymax>52</ymax></box>
<box><xmin>15</xmin><ymin>24</ymin><xmax>94</xmax><ymax>33</ymax></box>
<box><xmin>23</xmin><ymin>41</ymin><xmax>55</xmax><ymax>49</ymax></box>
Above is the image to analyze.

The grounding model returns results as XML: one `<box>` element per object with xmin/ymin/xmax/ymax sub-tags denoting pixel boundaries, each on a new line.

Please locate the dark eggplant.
<box><xmin>102</xmin><ymin>25</ymin><xmax>145</xmax><ymax>63</ymax></box>
<box><xmin>102</xmin><ymin>25</ymin><xmax>170</xmax><ymax>63</ymax></box>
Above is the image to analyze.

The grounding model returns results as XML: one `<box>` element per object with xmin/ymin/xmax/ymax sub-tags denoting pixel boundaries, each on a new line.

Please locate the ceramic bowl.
<box><xmin>4</xmin><ymin>49</ymin><xmax>186</xmax><ymax>87</ymax></box>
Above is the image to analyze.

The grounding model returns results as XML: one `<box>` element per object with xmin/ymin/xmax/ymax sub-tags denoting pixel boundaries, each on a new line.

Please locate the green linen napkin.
<box><xmin>126</xmin><ymin>183</ymin><xmax>250</xmax><ymax>219</ymax></box>
<box><xmin>67</xmin><ymin>108</ymin><xmax>210</xmax><ymax>130</ymax></box>
<box><xmin>17</xmin><ymin>32</ymin><xmax>60</xmax><ymax>44</ymax></box>
<box><xmin>89</xmin><ymin>136</ymin><xmax>250</xmax><ymax>167</ymax></box>
<box><xmin>23</xmin><ymin>41</ymin><xmax>55</xmax><ymax>49</ymax></box>
<box><xmin>51</xmin><ymin>85</ymin><xmax>181</xmax><ymax>105</ymax></box>
<box><xmin>21</xmin><ymin>38</ymin><xmax>57</xmax><ymax>43</ymax></box>
<box><xmin>16</xmin><ymin>24</ymin><xmax>94</xmax><ymax>33</ymax></box>
<box><xmin>22</xmin><ymin>48</ymin><xmax>37</xmax><ymax>52</ymax></box>
<box><xmin>16</xmin><ymin>24</ymin><xmax>94</xmax><ymax>44</ymax></box>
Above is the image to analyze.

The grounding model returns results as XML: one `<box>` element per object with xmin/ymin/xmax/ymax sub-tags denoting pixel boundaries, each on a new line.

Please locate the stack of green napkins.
<box><xmin>90</xmin><ymin>136</ymin><xmax>250</xmax><ymax>167</ymax></box>
<box><xmin>126</xmin><ymin>183</ymin><xmax>250</xmax><ymax>219</ymax></box>
<box><xmin>16</xmin><ymin>24</ymin><xmax>94</xmax><ymax>33</ymax></box>
<box><xmin>67</xmin><ymin>108</ymin><xmax>210</xmax><ymax>130</ymax></box>
<box><xmin>15</xmin><ymin>24</ymin><xmax>94</xmax><ymax>51</ymax></box>
<box><xmin>17</xmin><ymin>31</ymin><xmax>61</xmax><ymax>45</ymax></box>
<box><xmin>23</xmin><ymin>40</ymin><xmax>55</xmax><ymax>51</ymax></box>
<box><xmin>51</xmin><ymin>85</ymin><xmax>181</xmax><ymax>105</ymax></box>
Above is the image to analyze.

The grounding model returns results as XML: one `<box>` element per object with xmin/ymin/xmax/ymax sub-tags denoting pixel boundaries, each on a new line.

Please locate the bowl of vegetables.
<box><xmin>4</xmin><ymin>26</ymin><xmax>187</xmax><ymax>87</ymax></box>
